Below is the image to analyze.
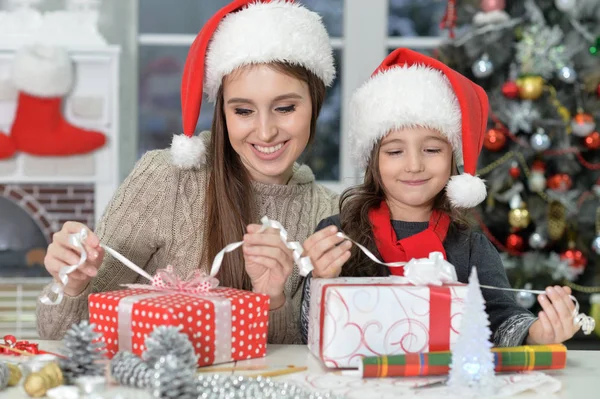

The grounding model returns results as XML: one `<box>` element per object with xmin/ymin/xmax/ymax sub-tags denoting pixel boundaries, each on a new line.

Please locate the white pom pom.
<box><xmin>446</xmin><ymin>174</ymin><xmax>487</xmax><ymax>208</ymax></box>
<box><xmin>170</xmin><ymin>134</ymin><xmax>206</xmax><ymax>169</ymax></box>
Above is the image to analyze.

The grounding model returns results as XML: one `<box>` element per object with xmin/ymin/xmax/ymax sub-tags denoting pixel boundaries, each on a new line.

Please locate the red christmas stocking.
<box><xmin>9</xmin><ymin>46</ymin><xmax>106</xmax><ymax>156</ymax></box>
<box><xmin>0</xmin><ymin>132</ymin><xmax>16</xmax><ymax>159</ymax></box>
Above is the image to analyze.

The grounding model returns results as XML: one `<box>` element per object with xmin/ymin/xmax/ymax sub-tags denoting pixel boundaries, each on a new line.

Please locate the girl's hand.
<box><xmin>526</xmin><ymin>285</ymin><xmax>580</xmax><ymax>345</ymax></box>
<box><xmin>44</xmin><ymin>222</ymin><xmax>104</xmax><ymax>297</ymax></box>
<box><xmin>243</xmin><ymin>224</ymin><xmax>293</xmax><ymax>310</ymax></box>
<box><xmin>303</xmin><ymin>225</ymin><xmax>351</xmax><ymax>279</ymax></box>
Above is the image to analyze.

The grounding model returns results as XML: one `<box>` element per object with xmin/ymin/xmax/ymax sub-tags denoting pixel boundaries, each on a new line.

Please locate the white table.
<box><xmin>2</xmin><ymin>342</ymin><xmax>599</xmax><ymax>398</ymax></box>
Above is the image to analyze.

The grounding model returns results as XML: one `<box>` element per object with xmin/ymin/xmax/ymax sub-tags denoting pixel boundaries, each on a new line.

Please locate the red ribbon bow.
<box><xmin>150</xmin><ymin>265</ymin><xmax>219</xmax><ymax>294</ymax></box>
<box><xmin>1</xmin><ymin>334</ymin><xmax>39</xmax><ymax>356</ymax></box>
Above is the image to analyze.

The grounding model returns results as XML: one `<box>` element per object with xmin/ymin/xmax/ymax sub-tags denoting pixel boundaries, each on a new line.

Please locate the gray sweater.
<box><xmin>300</xmin><ymin>215</ymin><xmax>537</xmax><ymax>347</ymax></box>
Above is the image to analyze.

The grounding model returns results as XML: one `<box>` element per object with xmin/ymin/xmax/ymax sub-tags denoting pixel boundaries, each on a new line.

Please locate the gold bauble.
<box><xmin>7</xmin><ymin>363</ymin><xmax>22</xmax><ymax>386</ymax></box>
<box><xmin>517</xmin><ymin>76</ymin><xmax>545</xmax><ymax>100</ymax></box>
<box><xmin>509</xmin><ymin>207</ymin><xmax>531</xmax><ymax>229</ymax></box>
<box><xmin>24</xmin><ymin>362</ymin><xmax>64</xmax><ymax>398</ymax></box>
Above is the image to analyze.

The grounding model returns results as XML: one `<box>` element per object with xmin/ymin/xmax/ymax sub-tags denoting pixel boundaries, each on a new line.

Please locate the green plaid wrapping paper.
<box><xmin>361</xmin><ymin>344</ymin><xmax>567</xmax><ymax>377</ymax></box>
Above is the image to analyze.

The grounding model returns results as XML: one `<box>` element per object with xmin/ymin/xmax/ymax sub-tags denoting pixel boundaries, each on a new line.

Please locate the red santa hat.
<box><xmin>172</xmin><ymin>0</ymin><xmax>335</xmax><ymax>169</ymax></box>
<box><xmin>349</xmin><ymin>48</ymin><xmax>488</xmax><ymax>208</ymax></box>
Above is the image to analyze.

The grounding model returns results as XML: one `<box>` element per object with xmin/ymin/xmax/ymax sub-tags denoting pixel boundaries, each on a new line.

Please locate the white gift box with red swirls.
<box><xmin>307</xmin><ymin>277</ymin><xmax>467</xmax><ymax>368</ymax></box>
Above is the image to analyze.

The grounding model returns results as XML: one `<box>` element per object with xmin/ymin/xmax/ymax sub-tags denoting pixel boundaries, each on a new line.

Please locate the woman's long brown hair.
<box><xmin>205</xmin><ymin>62</ymin><xmax>326</xmax><ymax>290</ymax></box>
<box><xmin>339</xmin><ymin>140</ymin><xmax>471</xmax><ymax>278</ymax></box>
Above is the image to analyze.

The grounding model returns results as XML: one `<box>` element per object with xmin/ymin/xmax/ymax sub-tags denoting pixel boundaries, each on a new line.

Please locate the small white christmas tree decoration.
<box><xmin>448</xmin><ymin>267</ymin><xmax>496</xmax><ymax>394</ymax></box>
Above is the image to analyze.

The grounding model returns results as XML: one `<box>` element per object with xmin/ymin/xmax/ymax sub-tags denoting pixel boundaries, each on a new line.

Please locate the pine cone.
<box><xmin>143</xmin><ymin>326</ymin><xmax>197</xmax><ymax>371</ymax></box>
<box><xmin>110</xmin><ymin>351</ymin><xmax>152</xmax><ymax>389</ymax></box>
<box><xmin>151</xmin><ymin>354</ymin><xmax>197</xmax><ymax>399</ymax></box>
<box><xmin>59</xmin><ymin>320</ymin><xmax>107</xmax><ymax>384</ymax></box>
<box><xmin>0</xmin><ymin>362</ymin><xmax>9</xmax><ymax>391</ymax></box>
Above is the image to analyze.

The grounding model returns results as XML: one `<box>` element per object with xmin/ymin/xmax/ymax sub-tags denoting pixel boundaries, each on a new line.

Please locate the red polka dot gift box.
<box><xmin>88</xmin><ymin>287</ymin><xmax>270</xmax><ymax>367</ymax></box>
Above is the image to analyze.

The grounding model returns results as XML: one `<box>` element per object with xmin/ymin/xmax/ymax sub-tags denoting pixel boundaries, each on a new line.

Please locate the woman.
<box><xmin>37</xmin><ymin>0</ymin><xmax>338</xmax><ymax>344</ymax></box>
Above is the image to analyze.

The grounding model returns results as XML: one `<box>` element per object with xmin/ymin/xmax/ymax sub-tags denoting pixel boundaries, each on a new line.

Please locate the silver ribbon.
<box><xmin>40</xmin><ymin>228</ymin><xmax>153</xmax><ymax>306</ymax></box>
<box><xmin>209</xmin><ymin>216</ymin><xmax>312</xmax><ymax>278</ymax></box>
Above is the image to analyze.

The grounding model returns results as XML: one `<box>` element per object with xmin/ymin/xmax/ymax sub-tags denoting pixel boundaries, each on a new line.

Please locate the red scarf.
<box><xmin>368</xmin><ymin>201</ymin><xmax>451</xmax><ymax>276</ymax></box>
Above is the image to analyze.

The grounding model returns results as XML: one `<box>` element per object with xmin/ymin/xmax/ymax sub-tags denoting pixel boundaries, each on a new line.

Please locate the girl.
<box><xmin>37</xmin><ymin>0</ymin><xmax>339</xmax><ymax>344</ymax></box>
<box><xmin>301</xmin><ymin>48</ymin><xmax>580</xmax><ymax>347</ymax></box>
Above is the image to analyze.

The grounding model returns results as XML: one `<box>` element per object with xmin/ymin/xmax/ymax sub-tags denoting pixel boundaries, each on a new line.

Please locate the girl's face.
<box><xmin>378</xmin><ymin>126</ymin><xmax>453</xmax><ymax>218</ymax></box>
<box><xmin>222</xmin><ymin>64</ymin><xmax>312</xmax><ymax>185</ymax></box>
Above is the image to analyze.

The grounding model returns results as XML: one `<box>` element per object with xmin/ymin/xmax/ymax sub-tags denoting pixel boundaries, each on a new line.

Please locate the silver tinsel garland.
<box><xmin>0</xmin><ymin>362</ymin><xmax>9</xmax><ymax>391</ymax></box>
<box><xmin>59</xmin><ymin>320</ymin><xmax>107</xmax><ymax>384</ymax></box>
<box><xmin>193</xmin><ymin>373</ymin><xmax>342</xmax><ymax>399</ymax></box>
<box><xmin>143</xmin><ymin>326</ymin><xmax>198</xmax><ymax>371</ymax></box>
<box><xmin>110</xmin><ymin>351</ymin><xmax>152</xmax><ymax>389</ymax></box>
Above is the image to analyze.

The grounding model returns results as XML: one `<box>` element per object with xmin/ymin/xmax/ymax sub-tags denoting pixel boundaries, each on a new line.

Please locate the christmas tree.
<box><xmin>437</xmin><ymin>0</ymin><xmax>600</xmax><ymax>316</ymax></box>
<box><xmin>448</xmin><ymin>267</ymin><xmax>496</xmax><ymax>393</ymax></box>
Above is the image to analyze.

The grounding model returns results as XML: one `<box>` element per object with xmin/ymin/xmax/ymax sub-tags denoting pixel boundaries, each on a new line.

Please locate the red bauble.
<box><xmin>483</xmin><ymin>128</ymin><xmax>507</xmax><ymax>151</ymax></box>
<box><xmin>560</xmin><ymin>249</ymin><xmax>587</xmax><ymax>271</ymax></box>
<box><xmin>531</xmin><ymin>160</ymin><xmax>545</xmax><ymax>172</ymax></box>
<box><xmin>584</xmin><ymin>131</ymin><xmax>600</xmax><ymax>150</ymax></box>
<box><xmin>509</xmin><ymin>164</ymin><xmax>521</xmax><ymax>179</ymax></box>
<box><xmin>501</xmin><ymin>81</ymin><xmax>520</xmax><ymax>99</ymax></box>
<box><xmin>547</xmin><ymin>173</ymin><xmax>572</xmax><ymax>191</ymax></box>
<box><xmin>506</xmin><ymin>234</ymin><xmax>524</xmax><ymax>251</ymax></box>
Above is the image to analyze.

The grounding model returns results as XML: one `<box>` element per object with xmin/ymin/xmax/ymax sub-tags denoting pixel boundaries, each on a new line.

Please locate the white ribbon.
<box><xmin>209</xmin><ymin>216</ymin><xmax>312</xmax><ymax>278</ymax></box>
<box><xmin>40</xmin><ymin>229</ymin><xmax>89</xmax><ymax>305</ymax></box>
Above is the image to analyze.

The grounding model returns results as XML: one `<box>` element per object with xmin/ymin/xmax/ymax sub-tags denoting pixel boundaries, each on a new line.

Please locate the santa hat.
<box><xmin>349</xmin><ymin>48</ymin><xmax>488</xmax><ymax>208</ymax></box>
<box><xmin>172</xmin><ymin>0</ymin><xmax>335</xmax><ymax>169</ymax></box>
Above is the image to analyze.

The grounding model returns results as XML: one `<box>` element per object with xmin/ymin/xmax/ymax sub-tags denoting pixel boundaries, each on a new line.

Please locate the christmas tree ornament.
<box><xmin>589</xmin><ymin>36</ymin><xmax>600</xmax><ymax>56</ymax></box>
<box><xmin>506</xmin><ymin>234</ymin><xmax>524</xmax><ymax>251</ymax></box>
<box><xmin>24</xmin><ymin>362</ymin><xmax>64</xmax><ymax>398</ymax></box>
<box><xmin>501</xmin><ymin>81</ymin><xmax>520</xmax><ymax>98</ymax></box>
<box><xmin>515</xmin><ymin>283</ymin><xmax>536</xmax><ymax>309</ymax></box>
<box><xmin>483</xmin><ymin>128</ymin><xmax>507</xmax><ymax>151</ymax></box>
<box><xmin>557</xmin><ymin>65</ymin><xmax>577</xmax><ymax>83</ymax></box>
<box><xmin>547</xmin><ymin>173</ymin><xmax>573</xmax><ymax>191</ymax></box>
<box><xmin>590</xmin><ymin>294</ymin><xmax>600</xmax><ymax>338</ymax></box>
<box><xmin>509</xmin><ymin>162</ymin><xmax>521</xmax><ymax>179</ymax></box>
<box><xmin>530</xmin><ymin>128</ymin><xmax>551</xmax><ymax>151</ymax></box>
<box><xmin>439</xmin><ymin>0</ymin><xmax>457</xmax><ymax>38</ymax></box>
<box><xmin>548</xmin><ymin>201</ymin><xmax>567</xmax><ymax>240</ymax></box>
<box><xmin>7</xmin><ymin>45</ymin><xmax>107</xmax><ymax>157</ymax></box>
<box><xmin>59</xmin><ymin>321</ymin><xmax>107</xmax><ymax>384</ymax></box>
<box><xmin>560</xmin><ymin>248</ymin><xmax>587</xmax><ymax>272</ymax></box>
<box><xmin>528</xmin><ymin>160</ymin><xmax>546</xmax><ymax>192</ymax></box>
<box><xmin>529</xmin><ymin>231</ymin><xmax>548</xmax><ymax>249</ymax></box>
<box><xmin>110</xmin><ymin>351</ymin><xmax>152</xmax><ymax>389</ymax></box>
<box><xmin>448</xmin><ymin>268</ymin><xmax>496</xmax><ymax>393</ymax></box>
<box><xmin>151</xmin><ymin>354</ymin><xmax>197</xmax><ymax>399</ymax></box>
<box><xmin>584</xmin><ymin>131</ymin><xmax>600</xmax><ymax>150</ymax></box>
<box><xmin>554</xmin><ymin>0</ymin><xmax>576</xmax><ymax>12</ymax></box>
<box><xmin>591</xmin><ymin>236</ymin><xmax>600</xmax><ymax>254</ymax></box>
<box><xmin>472</xmin><ymin>53</ymin><xmax>494</xmax><ymax>78</ymax></box>
<box><xmin>571</xmin><ymin>112</ymin><xmax>596</xmax><ymax>137</ymax></box>
<box><xmin>143</xmin><ymin>326</ymin><xmax>198</xmax><ymax>371</ymax></box>
<box><xmin>517</xmin><ymin>76</ymin><xmax>544</xmax><ymax>100</ymax></box>
<box><xmin>480</xmin><ymin>0</ymin><xmax>505</xmax><ymax>12</ymax></box>
<box><xmin>508</xmin><ymin>194</ymin><xmax>530</xmax><ymax>229</ymax></box>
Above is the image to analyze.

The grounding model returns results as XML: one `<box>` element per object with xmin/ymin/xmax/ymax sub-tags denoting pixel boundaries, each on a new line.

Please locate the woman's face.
<box><xmin>222</xmin><ymin>64</ymin><xmax>312</xmax><ymax>185</ymax></box>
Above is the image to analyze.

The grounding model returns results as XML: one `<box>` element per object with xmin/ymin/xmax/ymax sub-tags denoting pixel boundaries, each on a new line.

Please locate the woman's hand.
<box><xmin>44</xmin><ymin>222</ymin><xmax>104</xmax><ymax>297</ymax></box>
<box><xmin>303</xmin><ymin>225</ymin><xmax>351</xmax><ymax>279</ymax></box>
<box><xmin>526</xmin><ymin>285</ymin><xmax>580</xmax><ymax>345</ymax></box>
<box><xmin>243</xmin><ymin>224</ymin><xmax>293</xmax><ymax>310</ymax></box>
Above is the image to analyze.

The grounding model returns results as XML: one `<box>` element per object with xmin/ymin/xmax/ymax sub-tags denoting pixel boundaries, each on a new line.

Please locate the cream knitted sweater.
<box><xmin>36</xmin><ymin>139</ymin><xmax>339</xmax><ymax>344</ymax></box>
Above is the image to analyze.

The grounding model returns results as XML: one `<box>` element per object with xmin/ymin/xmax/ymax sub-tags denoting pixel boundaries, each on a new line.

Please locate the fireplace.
<box><xmin>0</xmin><ymin>183</ymin><xmax>95</xmax><ymax>277</ymax></box>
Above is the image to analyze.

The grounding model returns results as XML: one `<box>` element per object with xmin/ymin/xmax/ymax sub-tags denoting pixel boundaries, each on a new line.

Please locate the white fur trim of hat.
<box><xmin>349</xmin><ymin>64</ymin><xmax>463</xmax><ymax>169</ymax></box>
<box><xmin>204</xmin><ymin>0</ymin><xmax>335</xmax><ymax>101</ymax></box>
